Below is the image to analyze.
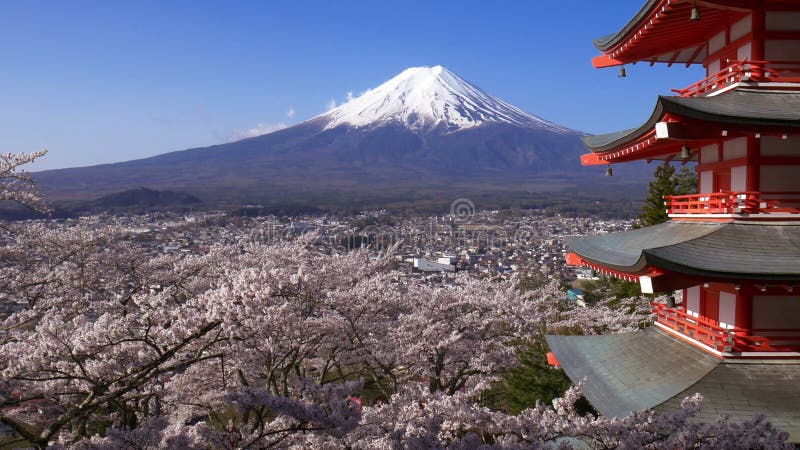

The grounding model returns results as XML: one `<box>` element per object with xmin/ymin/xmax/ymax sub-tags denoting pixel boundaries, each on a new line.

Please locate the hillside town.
<box><xmin>1</xmin><ymin>208</ymin><xmax>628</xmax><ymax>301</ymax></box>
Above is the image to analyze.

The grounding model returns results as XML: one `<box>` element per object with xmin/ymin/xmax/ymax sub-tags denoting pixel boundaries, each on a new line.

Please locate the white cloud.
<box><xmin>286</xmin><ymin>107</ymin><xmax>295</xmax><ymax>118</ymax></box>
<box><xmin>324</xmin><ymin>91</ymin><xmax>359</xmax><ymax>112</ymax></box>
<box><xmin>229</xmin><ymin>122</ymin><xmax>288</xmax><ymax>141</ymax></box>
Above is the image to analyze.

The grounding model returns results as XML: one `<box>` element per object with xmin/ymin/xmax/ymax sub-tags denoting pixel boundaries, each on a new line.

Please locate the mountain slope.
<box><xmin>90</xmin><ymin>187</ymin><xmax>202</xmax><ymax>208</ymax></box>
<box><xmin>33</xmin><ymin>66</ymin><xmax>646</xmax><ymax>207</ymax></box>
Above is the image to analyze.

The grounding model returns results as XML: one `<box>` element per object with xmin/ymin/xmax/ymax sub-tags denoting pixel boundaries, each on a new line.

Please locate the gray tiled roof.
<box><xmin>568</xmin><ymin>222</ymin><xmax>721</xmax><ymax>273</ymax></box>
<box><xmin>582</xmin><ymin>128</ymin><xmax>639</xmax><ymax>150</ymax></box>
<box><xmin>568</xmin><ymin>221</ymin><xmax>800</xmax><ymax>280</ymax></box>
<box><xmin>592</xmin><ymin>0</ymin><xmax>660</xmax><ymax>51</ymax></box>
<box><xmin>584</xmin><ymin>90</ymin><xmax>800</xmax><ymax>152</ymax></box>
<box><xmin>548</xmin><ymin>328</ymin><xmax>800</xmax><ymax>443</ymax></box>
<box><xmin>663</xmin><ymin>90</ymin><xmax>800</xmax><ymax>125</ymax></box>
<box><xmin>656</xmin><ymin>361</ymin><xmax>800</xmax><ymax>443</ymax></box>
<box><xmin>546</xmin><ymin>328</ymin><xmax>720</xmax><ymax>418</ymax></box>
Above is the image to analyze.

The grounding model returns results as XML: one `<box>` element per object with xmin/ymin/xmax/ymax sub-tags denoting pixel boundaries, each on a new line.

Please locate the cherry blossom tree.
<box><xmin>0</xmin><ymin>150</ymin><xmax>49</xmax><ymax>213</ymax></box>
<box><xmin>0</xmin><ymin>152</ymin><xmax>791</xmax><ymax>448</ymax></box>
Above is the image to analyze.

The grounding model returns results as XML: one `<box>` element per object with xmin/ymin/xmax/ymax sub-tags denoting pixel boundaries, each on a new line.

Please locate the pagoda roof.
<box><xmin>547</xmin><ymin>328</ymin><xmax>800</xmax><ymax>442</ymax></box>
<box><xmin>583</xmin><ymin>89</ymin><xmax>800</xmax><ymax>158</ymax></box>
<box><xmin>593</xmin><ymin>0</ymin><xmax>663</xmax><ymax>52</ymax></box>
<box><xmin>568</xmin><ymin>221</ymin><xmax>800</xmax><ymax>281</ymax></box>
<box><xmin>656</xmin><ymin>361</ymin><xmax>800</xmax><ymax>442</ymax></box>
<box><xmin>591</xmin><ymin>1</ymin><xmax>800</xmax><ymax>68</ymax></box>
<box><xmin>546</xmin><ymin>328</ymin><xmax>719</xmax><ymax>418</ymax></box>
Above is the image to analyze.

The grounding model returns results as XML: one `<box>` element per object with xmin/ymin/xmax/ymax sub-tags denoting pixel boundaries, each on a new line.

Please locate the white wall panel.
<box><xmin>731</xmin><ymin>166</ymin><xmax>747</xmax><ymax>191</ymax></box>
<box><xmin>719</xmin><ymin>292</ymin><xmax>736</xmax><ymax>329</ymax></box>
<box><xmin>701</xmin><ymin>144</ymin><xmax>719</xmax><ymax>163</ymax></box>
<box><xmin>686</xmin><ymin>286</ymin><xmax>701</xmax><ymax>317</ymax></box>
<box><xmin>708</xmin><ymin>59</ymin><xmax>720</xmax><ymax>75</ymax></box>
<box><xmin>761</xmin><ymin>136</ymin><xmax>798</xmax><ymax>156</ymax></box>
<box><xmin>737</xmin><ymin>42</ymin><xmax>752</xmax><ymax>61</ymax></box>
<box><xmin>700</xmin><ymin>171</ymin><xmax>713</xmax><ymax>194</ymax></box>
<box><xmin>753</xmin><ymin>295</ymin><xmax>800</xmax><ymax>329</ymax></box>
<box><xmin>731</xmin><ymin>15</ymin><xmax>752</xmax><ymax>41</ymax></box>
<box><xmin>723</xmin><ymin>137</ymin><xmax>747</xmax><ymax>160</ymax></box>
<box><xmin>760</xmin><ymin>166</ymin><xmax>800</xmax><ymax>191</ymax></box>
<box><xmin>766</xmin><ymin>40</ymin><xmax>800</xmax><ymax>60</ymax></box>
<box><xmin>709</xmin><ymin>31</ymin><xmax>727</xmax><ymax>54</ymax></box>
<box><xmin>766</xmin><ymin>12</ymin><xmax>800</xmax><ymax>31</ymax></box>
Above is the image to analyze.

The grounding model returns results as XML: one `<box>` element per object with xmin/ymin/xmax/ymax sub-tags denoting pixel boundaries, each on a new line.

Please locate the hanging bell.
<box><xmin>618</xmin><ymin>66</ymin><xmax>627</xmax><ymax>78</ymax></box>
<box><xmin>690</xmin><ymin>6</ymin><xmax>701</xmax><ymax>21</ymax></box>
<box><xmin>605</xmin><ymin>165</ymin><xmax>613</xmax><ymax>177</ymax></box>
<box><xmin>680</xmin><ymin>145</ymin><xmax>691</xmax><ymax>160</ymax></box>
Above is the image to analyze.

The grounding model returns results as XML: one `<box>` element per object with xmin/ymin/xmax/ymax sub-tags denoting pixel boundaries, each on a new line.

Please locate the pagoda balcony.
<box><xmin>672</xmin><ymin>60</ymin><xmax>800</xmax><ymax>98</ymax></box>
<box><xmin>652</xmin><ymin>303</ymin><xmax>800</xmax><ymax>356</ymax></box>
<box><xmin>665</xmin><ymin>191</ymin><xmax>800</xmax><ymax>219</ymax></box>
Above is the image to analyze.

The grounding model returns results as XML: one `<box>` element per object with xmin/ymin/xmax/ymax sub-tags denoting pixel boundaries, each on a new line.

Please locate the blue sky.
<box><xmin>1</xmin><ymin>1</ymin><xmax>705</xmax><ymax>170</ymax></box>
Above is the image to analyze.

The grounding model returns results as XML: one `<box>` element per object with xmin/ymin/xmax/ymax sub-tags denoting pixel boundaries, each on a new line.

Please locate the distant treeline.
<box><xmin>0</xmin><ymin>193</ymin><xmax>642</xmax><ymax>221</ymax></box>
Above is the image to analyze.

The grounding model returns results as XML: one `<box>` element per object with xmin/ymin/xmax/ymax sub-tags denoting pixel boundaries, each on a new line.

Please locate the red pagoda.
<box><xmin>547</xmin><ymin>0</ymin><xmax>800</xmax><ymax>441</ymax></box>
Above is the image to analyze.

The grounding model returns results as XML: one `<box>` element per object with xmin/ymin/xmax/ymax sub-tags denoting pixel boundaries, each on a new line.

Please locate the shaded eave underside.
<box><xmin>593</xmin><ymin>0</ymin><xmax>740</xmax><ymax>66</ymax></box>
<box><xmin>593</xmin><ymin>0</ymin><xmax>661</xmax><ymax>51</ymax></box>
<box><xmin>592</xmin><ymin>1</ymin><xmax>800</xmax><ymax>66</ymax></box>
<box><xmin>567</xmin><ymin>221</ymin><xmax>800</xmax><ymax>281</ymax></box>
<box><xmin>583</xmin><ymin>90</ymin><xmax>800</xmax><ymax>153</ymax></box>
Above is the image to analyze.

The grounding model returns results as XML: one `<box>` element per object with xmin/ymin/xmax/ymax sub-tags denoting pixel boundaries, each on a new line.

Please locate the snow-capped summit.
<box><xmin>320</xmin><ymin>65</ymin><xmax>570</xmax><ymax>133</ymax></box>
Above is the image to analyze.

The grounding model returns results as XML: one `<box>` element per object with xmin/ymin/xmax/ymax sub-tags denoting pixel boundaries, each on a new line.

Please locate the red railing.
<box><xmin>652</xmin><ymin>302</ymin><xmax>732</xmax><ymax>351</ymax></box>
<box><xmin>672</xmin><ymin>60</ymin><xmax>800</xmax><ymax>97</ymax></box>
<box><xmin>652</xmin><ymin>303</ymin><xmax>800</xmax><ymax>353</ymax></box>
<box><xmin>665</xmin><ymin>191</ymin><xmax>800</xmax><ymax>216</ymax></box>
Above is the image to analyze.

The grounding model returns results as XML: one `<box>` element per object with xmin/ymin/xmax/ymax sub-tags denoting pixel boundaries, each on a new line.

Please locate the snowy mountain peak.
<box><xmin>320</xmin><ymin>65</ymin><xmax>570</xmax><ymax>133</ymax></box>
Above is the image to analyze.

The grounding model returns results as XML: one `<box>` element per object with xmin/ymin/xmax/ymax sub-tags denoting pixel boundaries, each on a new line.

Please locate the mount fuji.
<box><xmin>33</xmin><ymin>66</ymin><xmax>644</xmax><ymax>210</ymax></box>
<box><xmin>321</xmin><ymin>66</ymin><xmax>570</xmax><ymax>133</ymax></box>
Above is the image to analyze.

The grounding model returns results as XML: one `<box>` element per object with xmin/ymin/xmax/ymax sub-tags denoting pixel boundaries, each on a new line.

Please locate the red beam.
<box><xmin>580</xmin><ymin>152</ymin><xmax>608</xmax><ymax>166</ymax></box>
<box><xmin>685</xmin><ymin>44</ymin><xmax>706</xmax><ymax>68</ymax></box>
<box><xmin>697</xmin><ymin>0</ymin><xmax>800</xmax><ymax>12</ymax></box>
<box><xmin>667</xmin><ymin>50</ymin><xmax>682</xmax><ymax>67</ymax></box>
<box><xmin>565</xmin><ymin>252</ymin><xmax>584</xmax><ymax>266</ymax></box>
<box><xmin>592</xmin><ymin>54</ymin><xmax>625</xmax><ymax>68</ymax></box>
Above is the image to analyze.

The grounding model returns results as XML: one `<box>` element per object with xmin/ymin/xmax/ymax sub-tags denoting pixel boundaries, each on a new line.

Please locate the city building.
<box><xmin>413</xmin><ymin>257</ymin><xmax>456</xmax><ymax>273</ymax></box>
<box><xmin>548</xmin><ymin>1</ymin><xmax>800</xmax><ymax>441</ymax></box>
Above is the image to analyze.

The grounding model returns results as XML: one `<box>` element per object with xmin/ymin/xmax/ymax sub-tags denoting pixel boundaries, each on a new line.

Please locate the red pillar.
<box><xmin>746</xmin><ymin>135</ymin><xmax>761</xmax><ymax>192</ymax></box>
<box><xmin>682</xmin><ymin>288</ymin><xmax>688</xmax><ymax>313</ymax></box>
<box><xmin>735</xmin><ymin>292</ymin><xmax>753</xmax><ymax>336</ymax></box>
<box><xmin>751</xmin><ymin>10</ymin><xmax>766</xmax><ymax>79</ymax></box>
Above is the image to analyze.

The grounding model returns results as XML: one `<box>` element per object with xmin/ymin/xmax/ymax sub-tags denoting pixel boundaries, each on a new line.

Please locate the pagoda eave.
<box><xmin>581</xmin><ymin>89</ymin><xmax>800</xmax><ymax>165</ymax></box>
<box><xmin>546</xmin><ymin>328</ymin><xmax>800</xmax><ymax>443</ymax></box>
<box><xmin>567</xmin><ymin>221</ymin><xmax>800</xmax><ymax>289</ymax></box>
<box><xmin>592</xmin><ymin>0</ymin><xmax>800</xmax><ymax>67</ymax></box>
<box><xmin>567</xmin><ymin>252</ymin><xmax>705</xmax><ymax>292</ymax></box>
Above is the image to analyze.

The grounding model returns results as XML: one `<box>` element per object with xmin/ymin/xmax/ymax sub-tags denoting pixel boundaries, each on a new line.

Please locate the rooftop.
<box><xmin>547</xmin><ymin>327</ymin><xmax>800</xmax><ymax>442</ymax></box>
<box><xmin>584</xmin><ymin>89</ymin><xmax>800</xmax><ymax>156</ymax></box>
<box><xmin>591</xmin><ymin>1</ymin><xmax>800</xmax><ymax>68</ymax></box>
<box><xmin>567</xmin><ymin>221</ymin><xmax>800</xmax><ymax>281</ymax></box>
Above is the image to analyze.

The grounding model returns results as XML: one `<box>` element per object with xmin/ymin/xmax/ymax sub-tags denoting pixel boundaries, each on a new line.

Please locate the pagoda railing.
<box><xmin>733</xmin><ymin>331</ymin><xmax>800</xmax><ymax>352</ymax></box>
<box><xmin>672</xmin><ymin>60</ymin><xmax>800</xmax><ymax>98</ymax></box>
<box><xmin>664</xmin><ymin>191</ymin><xmax>800</xmax><ymax>216</ymax></box>
<box><xmin>652</xmin><ymin>302</ymin><xmax>732</xmax><ymax>352</ymax></box>
<box><xmin>652</xmin><ymin>303</ymin><xmax>800</xmax><ymax>353</ymax></box>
